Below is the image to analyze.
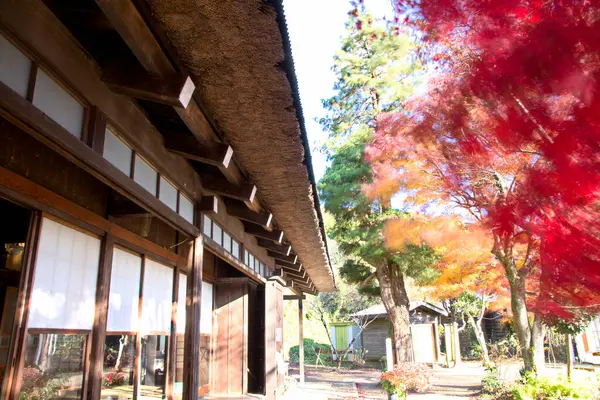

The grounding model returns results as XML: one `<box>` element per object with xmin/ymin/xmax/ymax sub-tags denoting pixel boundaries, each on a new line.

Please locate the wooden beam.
<box><xmin>282</xmin><ymin>268</ymin><xmax>306</xmax><ymax>280</ymax></box>
<box><xmin>224</xmin><ymin>199</ymin><xmax>272</xmax><ymax>228</ymax></box>
<box><xmin>183</xmin><ymin>237</ymin><xmax>203</xmax><ymax>400</ymax></box>
<box><xmin>95</xmin><ymin>0</ymin><xmax>175</xmax><ymax>77</ymax></box>
<box><xmin>283</xmin><ymin>295</ymin><xmax>306</xmax><ymax>300</ymax></box>
<box><xmin>103</xmin><ymin>68</ymin><xmax>196</xmax><ymax>108</ymax></box>
<box><xmin>0</xmin><ymin>82</ymin><xmax>199</xmax><ymax>237</ymax></box>
<box><xmin>166</xmin><ymin>132</ymin><xmax>233</xmax><ymax>168</ymax></box>
<box><xmin>108</xmin><ymin>196</ymin><xmax>150</xmax><ymax>218</ymax></box>
<box><xmin>197</xmin><ymin>196</ymin><xmax>218</xmax><ymax>214</ymax></box>
<box><xmin>244</xmin><ymin>222</ymin><xmax>284</xmax><ymax>243</ymax></box>
<box><xmin>275</xmin><ymin>259</ymin><xmax>301</xmax><ymax>271</ymax></box>
<box><xmin>257</xmin><ymin>238</ymin><xmax>291</xmax><ymax>256</ymax></box>
<box><xmin>267</xmin><ymin>250</ymin><xmax>298</xmax><ymax>264</ymax></box>
<box><xmin>0</xmin><ymin>167</ymin><xmax>188</xmax><ymax>267</ymax></box>
<box><xmin>286</xmin><ymin>274</ymin><xmax>311</xmax><ymax>287</ymax></box>
<box><xmin>87</xmin><ymin>235</ymin><xmax>114</xmax><ymax>400</ymax></box>
<box><xmin>200</xmin><ymin>171</ymin><xmax>256</xmax><ymax>203</ymax></box>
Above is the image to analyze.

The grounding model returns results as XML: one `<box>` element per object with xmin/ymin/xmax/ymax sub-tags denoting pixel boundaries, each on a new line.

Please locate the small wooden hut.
<box><xmin>0</xmin><ymin>1</ymin><xmax>334</xmax><ymax>399</ymax></box>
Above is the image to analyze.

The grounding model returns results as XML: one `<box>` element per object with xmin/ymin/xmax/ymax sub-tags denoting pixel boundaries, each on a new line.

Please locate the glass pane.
<box><xmin>178</xmin><ymin>195</ymin><xmax>194</xmax><ymax>225</ymax></box>
<box><xmin>103</xmin><ymin>129</ymin><xmax>132</xmax><ymax>176</ymax></box>
<box><xmin>140</xmin><ymin>335</ymin><xmax>168</xmax><ymax>399</ymax></box>
<box><xmin>211</xmin><ymin>224</ymin><xmax>222</xmax><ymax>245</ymax></box>
<box><xmin>101</xmin><ymin>335</ymin><xmax>135</xmax><ymax>400</ymax></box>
<box><xmin>133</xmin><ymin>156</ymin><xmax>157</xmax><ymax>195</ymax></box>
<box><xmin>20</xmin><ymin>333</ymin><xmax>85</xmax><ymax>400</ymax></box>
<box><xmin>202</xmin><ymin>215</ymin><xmax>212</xmax><ymax>237</ymax></box>
<box><xmin>231</xmin><ymin>240</ymin><xmax>240</xmax><ymax>260</ymax></box>
<box><xmin>199</xmin><ymin>334</ymin><xmax>210</xmax><ymax>387</ymax></box>
<box><xmin>222</xmin><ymin>232</ymin><xmax>231</xmax><ymax>253</ymax></box>
<box><xmin>173</xmin><ymin>335</ymin><xmax>184</xmax><ymax>399</ymax></box>
<box><xmin>0</xmin><ymin>34</ymin><xmax>31</xmax><ymax>97</ymax></box>
<box><xmin>33</xmin><ymin>69</ymin><xmax>84</xmax><ymax>139</ymax></box>
<box><xmin>158</xmin><ymin>177</ymin><xmax>177</xmax><ymax>212</ymax></box>
<box><xmin>244</xmin><ymin>250</ymin><xmax>249</xmax><ymax>267</ymax></box>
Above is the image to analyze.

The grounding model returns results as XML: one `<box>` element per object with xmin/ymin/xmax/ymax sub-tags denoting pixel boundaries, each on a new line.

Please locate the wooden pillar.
<box><xmin>183</xmin><ymin>236</ymin><xmax>203</xmax><ymax>400</ymax></box>
<box><xmin>298</xmin><ymin>297</ymin><xmax>304</xmax><ymax>384</ymax></box>
<box><xmin>87</xmin><ymin>234</ymin><xmax>114</xmax><ymax>400</ymax></box>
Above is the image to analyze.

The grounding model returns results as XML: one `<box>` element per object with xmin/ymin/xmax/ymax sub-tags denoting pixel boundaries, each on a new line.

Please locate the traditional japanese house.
<box><xmin>0</xmin><ymin>0</ymin><xmax>334</xmax><ymax>399</ymax></box>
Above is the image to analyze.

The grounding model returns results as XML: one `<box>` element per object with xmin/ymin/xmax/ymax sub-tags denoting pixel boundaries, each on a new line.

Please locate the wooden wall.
<box><xmin>361</xmin><ymin>319</ymin><xmax>392</xmax><ymax>361</ymax></box>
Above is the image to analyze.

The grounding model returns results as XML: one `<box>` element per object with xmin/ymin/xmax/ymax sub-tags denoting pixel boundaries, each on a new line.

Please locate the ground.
<box><xmin>285</xmin><ymin>362</ymin><xmax>485</xmax><ymax>400</ymax></box>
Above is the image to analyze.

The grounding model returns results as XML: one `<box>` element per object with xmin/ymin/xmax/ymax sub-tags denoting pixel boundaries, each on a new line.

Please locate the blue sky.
<box><xmin>283</xmin><ymin>0</ymin><xmax>393</xmax><ymax>182</ymax></box>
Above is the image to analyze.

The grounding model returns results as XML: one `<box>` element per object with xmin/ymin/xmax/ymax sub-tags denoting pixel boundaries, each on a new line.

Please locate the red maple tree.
<box><xmin>366</xmin><ymin>0</ymin><xmax>600</xmax><ymax>371</ymax></box>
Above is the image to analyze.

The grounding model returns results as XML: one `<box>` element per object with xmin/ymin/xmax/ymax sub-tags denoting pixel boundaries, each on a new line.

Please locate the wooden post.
<box><xmin>87</xmin><ymin>234</ymin><xmax>114</xmax><ymax>400</ymax></box>
<box><xmin>298</xmin><ymin>297</ymin><xmax>304</xmax><ymax>385</ymax></box>
<box><xmin>183</xmin><ymin>237</ymin><xmax>203</xmax><ymax>400</ymax></box>
<box><xmin>385</xmin><ymin>338</ymin><xmax>398</xmax><ymax>400</ymax></box>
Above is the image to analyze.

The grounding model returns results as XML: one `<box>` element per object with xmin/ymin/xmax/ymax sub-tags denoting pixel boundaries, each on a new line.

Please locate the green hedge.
<box><xmin>289</xmin><ymin>339</ymin><xmax>332</xmax><ymax>363</ymax></box>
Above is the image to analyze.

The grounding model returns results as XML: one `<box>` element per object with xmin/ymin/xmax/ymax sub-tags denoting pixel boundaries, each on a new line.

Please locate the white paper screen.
<box><xmin>107</xmin><ymin>248</ymin><xmax>141</xmax><ymax>332</ymax></box>
<box><xmin>142</xmin><ymin>259</ymin><xmax>173</xmax><ymax>334</ymax></box>
<box><xmin>177</xmin><ymin>273</ymin><xmax>187</xmax><ymax>334</ymax></box>
<box><xmin>28</xmin><ymin>218</ymin><xmax>100</xmax><ymax>329</ymax></box>
<box><xmin>200</xmin><ymin>282</ymin><xmax>213</xmax><ymax>334</ymax></box>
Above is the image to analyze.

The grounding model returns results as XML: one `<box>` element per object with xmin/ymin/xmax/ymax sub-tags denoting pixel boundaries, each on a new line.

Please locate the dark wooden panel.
<box><xmin>213</xmin><ymin>278</ymin><xmax>249</xmax><ymax>395</ymax></box>
<box><xmin>0</xmin><ymin>117</ymin><xmax>108</xmax><ymax>217</ymax></box>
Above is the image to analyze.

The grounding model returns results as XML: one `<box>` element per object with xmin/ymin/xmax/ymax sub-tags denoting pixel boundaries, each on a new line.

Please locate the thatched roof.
<box><xmin>144</xmin><ymin>0</ymin><xmax>334</xmax><ymax>291</ymax></box>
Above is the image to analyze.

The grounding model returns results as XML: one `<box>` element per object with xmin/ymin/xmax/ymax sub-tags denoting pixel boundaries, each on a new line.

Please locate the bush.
<box><xmin>289</xmin><ymin>339</ymin><xmax>331</xmax><ymax>364</ymax></box>
<box><xmin>480</xmin><ymin>365</ymin><xmax>512</xmax><ymax>399</ymax></box>
<box><xmin>381</xmin><ymin>362</ymin><xmax>433</xmax><ymax>398</ymax></box>
<box><xmin>512</xmin><ymin>373</ymin><xmax>597</xmax><ymax>399</ymax></box>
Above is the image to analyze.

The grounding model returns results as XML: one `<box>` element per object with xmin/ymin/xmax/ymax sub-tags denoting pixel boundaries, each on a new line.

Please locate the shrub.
<box><xmin>512</xmin><ymin>373</ymin><xmax>597</xmax><ymax>399</ymax></box>
<box><xmin>480</xmin><ymin>365</ymin><xmax>513</xmax><ymax>399</ymax></box>
<box><xmin>380</xmin><ymin>362</ymin><xmax>433</xmax><ymax>398</ymax></box>
<box><xmin>289</xmin><ymin>339</ymin><xmax>331</xmax><ymax>364</ymax></box>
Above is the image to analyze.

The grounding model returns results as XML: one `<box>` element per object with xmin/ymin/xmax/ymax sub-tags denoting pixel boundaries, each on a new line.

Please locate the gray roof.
<box><xmin>352</xmin><ymin>301</ymin><xmax>448</xmax><ymax>318</ymax></box>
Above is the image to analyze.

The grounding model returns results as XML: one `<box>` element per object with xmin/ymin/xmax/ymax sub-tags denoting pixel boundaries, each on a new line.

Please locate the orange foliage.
<box><xmin>385</xmin><ymin>215</ymin><xmax>509</xmax><ymax>310</ymax></box>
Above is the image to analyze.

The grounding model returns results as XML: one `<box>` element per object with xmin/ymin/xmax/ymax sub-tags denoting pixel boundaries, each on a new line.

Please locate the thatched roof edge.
<box><xmin>270</xmin><ymin>0</ymin><xmax>336</xmax><ymax>290</ymax></box>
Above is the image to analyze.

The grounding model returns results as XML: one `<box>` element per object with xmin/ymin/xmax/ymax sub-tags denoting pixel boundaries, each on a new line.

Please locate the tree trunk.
<box><xmin>468</xmin><ymin>314</ymin><xmax>490</xmax><ymax>365</ymax></box>
<box><xmin>566</xmin><ymin>334</ymin><xmax>573</xmax><ymax>382</ymax></box>
<box><xmin>376</xmin><ymin>260</ymin><xmax>412</xmax><ymax>364</ymax></box>
<box><xmin>506</xmin><ymin>270</ymin><xmax>535</xmax><ymax>371</ymax></box>
<box><xmin>531</xmin><ymin>314</ymin><xmax>545</xmax><ymax>372</ymax></box>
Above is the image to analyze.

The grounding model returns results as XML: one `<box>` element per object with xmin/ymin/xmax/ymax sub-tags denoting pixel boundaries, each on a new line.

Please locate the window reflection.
<box><xmin>101</xmin><ymin>335</ymin><xmax>135</xmax><ymax>400</ymax></box>
<box><xmin>140</xmin><ymin>335</ymin><xmax>168</xmax><ymax>399</ymax></box>
<box><xmin>20</xmin><ymin>333</ymin><xmax>85</xmax><ymax>400</ymax></box>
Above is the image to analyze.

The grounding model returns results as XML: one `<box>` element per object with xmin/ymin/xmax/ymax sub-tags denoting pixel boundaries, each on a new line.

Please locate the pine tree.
<box><xmin>318</xmin><ymin>10</ymin><xmax>436</xmax><ymax>363</ymax></box>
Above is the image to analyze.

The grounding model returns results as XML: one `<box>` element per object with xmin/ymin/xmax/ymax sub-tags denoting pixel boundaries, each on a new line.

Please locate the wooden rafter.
<box><xmin>95</xmin><ymin>0</ymin><xmax>175</xmax><ymax>77</ymax></box>
<box><xmin>224</xmin><ymin>199</ymin><xmax>272</xmax><ymax>228</ymax></box>
<box><xmin>166</xmin><ymin>132</ymin><xmax>233</xmax><ymax>168</ymax></box>
<box><xmin>280</xmin><ymin>268</ymin><xmax>306</xmax><ymax>280</ymax></box>
<box><xmin>200</xmin><ymin>171</ymin><xmax>256</xmax><ymax>203</ymax></box>
<box><xmin>256</xmin><ymin>238</ymin><xmax>291</xmax><ymax>256</ymax></box>
<box><xmin>267</xmin><ymin>250</ymin><xmax>298</xmax><ymax>264</ymax></box>
<box><xmin>102</xmin><ymin>68</ymin><xmax>196</xmax><ymax>108</ymax></box>
<box><xmin>275</xmin><ymin>259</ymin><xmax>301</xmax><ymax>271</ymax></box>
<box><xmin>244</xmin><ymin>222</ymin><xmax>283</xmax><ymax>243</ymax></box>
<box><xmin>197</xmin><ymin>196</ymin><xmax>218</xmax><ymax>214</ymax></box>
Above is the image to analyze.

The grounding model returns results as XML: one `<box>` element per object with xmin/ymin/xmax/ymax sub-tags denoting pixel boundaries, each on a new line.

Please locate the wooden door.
<box><xmin>410</xmin><ymin>324</ymin><xmax>436</xmax><ymax>363</ymax></box>
<box><xmin>264</xmin><ymin>280</ymin><xmax>284</xmax><ymax>400</ymax></box>
<box><xmin>212</xmin><ymin>278</ymin><xmax>249</xmax><ymax>395</ymax></box>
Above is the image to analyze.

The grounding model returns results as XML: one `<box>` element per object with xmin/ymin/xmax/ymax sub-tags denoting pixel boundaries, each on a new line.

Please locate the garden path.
<box><xmin>284</xmin><ymin>362</ymin><xmax>485</xmax><ymax>399</ymax></box>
